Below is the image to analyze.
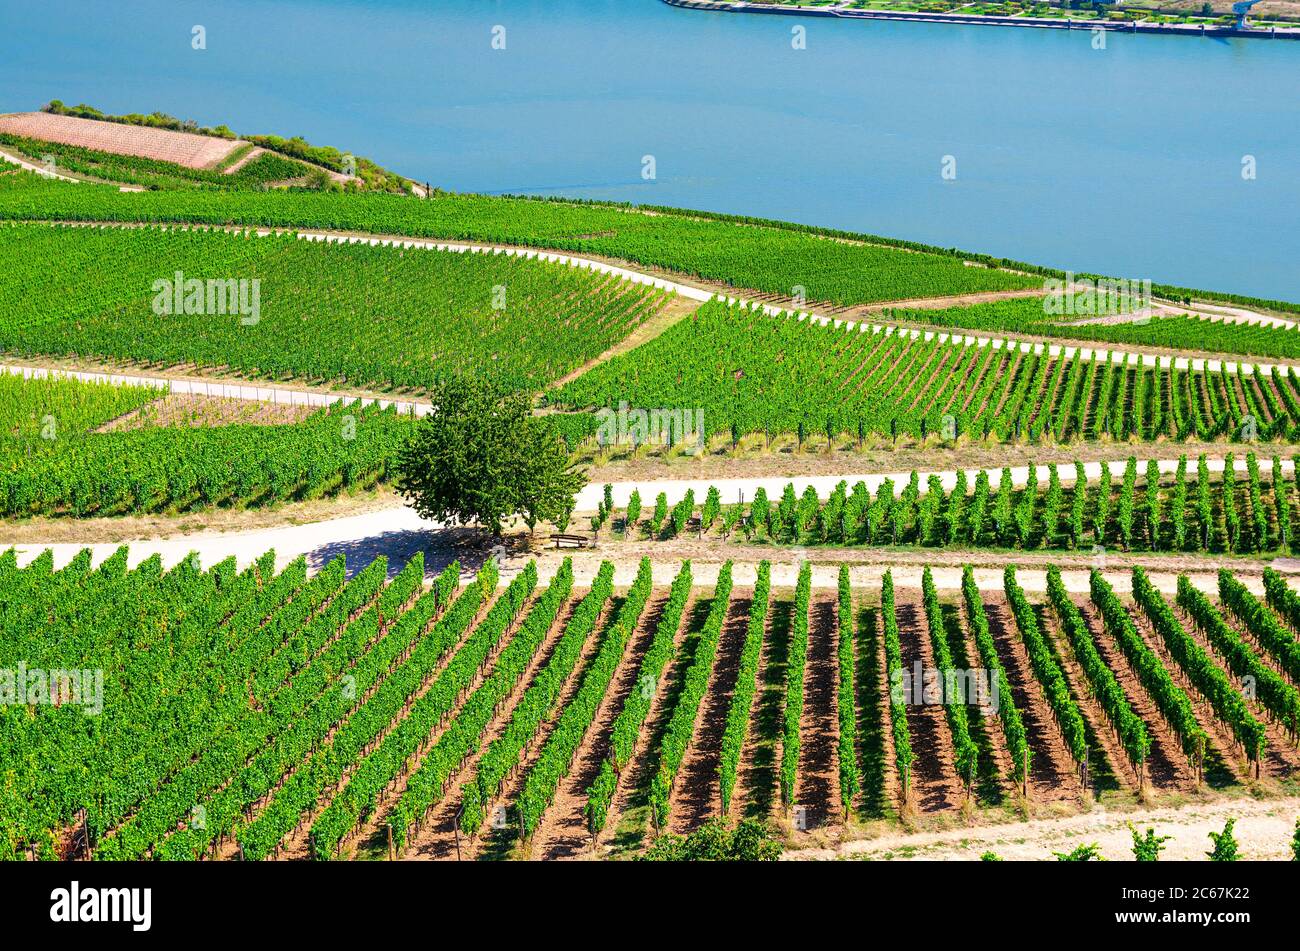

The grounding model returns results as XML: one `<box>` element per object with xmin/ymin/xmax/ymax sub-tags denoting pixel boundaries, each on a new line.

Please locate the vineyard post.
<box><xmin>387</xmin><ymin>825</ymin><xmax>395</xmax><ymax>861</ymax></box>
<box><xmin>1022</xmin><ymin>746</ymin><xmax>1029</xmax><ymax>798</ymax></box>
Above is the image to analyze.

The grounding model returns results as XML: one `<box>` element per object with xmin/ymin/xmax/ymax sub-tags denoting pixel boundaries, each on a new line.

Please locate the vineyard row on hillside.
<box><xmin>4</xmin><ymin>548</ymin><xmax>1297</xmax><ymax>860</ymax></box>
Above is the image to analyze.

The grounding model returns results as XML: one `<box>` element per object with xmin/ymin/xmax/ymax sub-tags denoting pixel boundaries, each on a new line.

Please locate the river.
<box><xmin>1</xmin><ymin>0</ymin><xmax>1297</xmax><ymax>299</ymax></box>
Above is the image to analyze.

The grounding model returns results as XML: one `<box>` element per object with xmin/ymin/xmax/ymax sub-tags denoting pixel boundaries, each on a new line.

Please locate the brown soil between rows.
<box><xmin>981</xmin><ymin>595</ymin><xmax>1083</xmax><ymax>805</ymax></box>
<box><xmin>1074</xmin><ymin>600</ymin><xmax>1196</xmax><ymax>793</ymax></box>
<box><xmin>793</xmin><ymin>595</ymin><xmax>842</xmax><ymax>829</ymax></box>
<box><xmin>398</xmin><ymin>590</ymin><xmax>585</xmax><ymax>860</ymax></box>
<box><xmin>893</xmin><ymin>594</ymin><xmax>968</xmax><ymax>813</ymax></box>
<box><xmin>533</xmin><ymin>590</ymin><xmax>672</xmax><ymax>860</ymax></box>
<box><xmin>668</xmin><ymin>594</ymin><xmax>752</xmax><ymax>834</ymax></box>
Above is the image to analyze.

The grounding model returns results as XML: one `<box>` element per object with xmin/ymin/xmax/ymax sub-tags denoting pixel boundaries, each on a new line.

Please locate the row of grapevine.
<box><xmin>239</xmin><ymin>560</ymin><xmax>496</xmax><ymax>860</ymax></box>
<box><xmin>1044</xmin><ymin>566</ymin><xmax>1150</xmax><ymax>778</ymax></box>
<box><xmin>781</xmin><ymin>562</ymin><xmax>812</xmax><ymax>808</ymax></box>
<box><xmin>713</xmin><ymin>561</ymin><xmax>772</xmax><ymax>816</ymax></box>
<box><xmin>1176</xmin><ymin>578</ymin><xmax>1300</xmax><ymax>740</ymax></box>
<box><xmin>960</xmin><ymin>567</ymin><xmax>1031</xmax><ymax>787</ymax></box>
<box><xmin>557</xmin><ymin>300</ymin><xmax>1300</xmax><ymax>446</ymax></box>
<box><xmin>1128</xmin><ymin>568</ymin><xmax>1264</xmax><ymax>767</ymax></box>
<box><xmin>880</xmin><ymin>571</ymin><xmax>914</xmax><ymax>801</ymax></box>
<box><xmin>587</xmin><ymin>561</ymin><xmax>695</xmax><ymax>834</ymax></box>
<box><xmin>647</xmin><ymin>562</ymin><xmax>735</xmax><ymax>828</ymax></box>
<box><xmin>159</xmin><ymin>557</ymin><xmax>453</xmax><ymax>860</ymax></box>
<box><xmin>614</xmin><ymin>453</ymin><xmax>1296</xmax><ymax>555</ymax></box>
<box><xmin>388</xmin><ymin>560</ymin><xmax>576</xmax><ymax>851</ymax></box>
<box><xmin>1218</xmin><ymin>570</ymin><xmax>1300</xmax><ymax>683</ymax></box>
<box><xmin>458</xmin><ymin>563</ymin><xmax>615</xmax><ymax>839</ymax></box>
<box><xmin>920</xmin><ymin>567</ymin><xmax>978</xmax><ymax>789</ymax></box>
<box><xmin>516</xmin><ymin>558</ymin><xmax>655</xmax><ymax>839</ymax></box>
<box><xmin>836</xmin><ymin>565</ymin><xmax>859</xmax><ymax>814</ymax></box>
<box><xmin>1090</xmin><ymin>570</ymin><xmax>1205</xmax><ymax>778</ymax></box>
<box><xmin>1003</xmin><ymin>567</ymin><xmax>1089</xmax><ymax>767</ymax></box>
<box><xmin>305</xmin><ymin>561</ymin><xmax>529</xmax><ymax>859</ymax></box>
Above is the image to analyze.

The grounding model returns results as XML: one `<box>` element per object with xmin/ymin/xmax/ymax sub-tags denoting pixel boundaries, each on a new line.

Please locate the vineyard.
<box><xmin>0</xmin><ymin>132</ymin><xmax>316</xmax><ymax>191</ymax></box>
<box><xmin>890</xmin><ymin>296</ymin><xmax>1300</xmax><ymax>361</ymax></box>
<box><xmin>553</xmin><ymin>300</ymin><xmax>1300</xmax><ymax>446</ymax></box>
<box><xmin>0</xmin><ymin>174</ymin><xmax>1043</xmax><ymax>307</ymax></box>
<box><xmin>4</xmin><ymin>547</ymin><xmax>1298</xmax><ymax>862</ymax></box>
<box><xmin>0</xmin><ymin>222</ymin><xmax>665</xmax><ymax>393</ymax></box>
<box><xmin>597</xmin><ymin>453</ymin><xmax>1300</xmax><ymax>555</ymax></box>
<box><xmin>0</xmin><ymin>373</ymin><xmax>414</xmax><ymax>517</ymax></box>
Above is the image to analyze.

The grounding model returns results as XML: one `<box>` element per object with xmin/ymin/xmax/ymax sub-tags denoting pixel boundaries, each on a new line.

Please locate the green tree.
<box><xmin>395</xmin><ymin>377</ymin><xmax>584</xmax><ymax>536</ymax></box>
<box><xmin>1207</xmin><ymin>818</ymin><xmax>1240</xmax><ymax>861</ymax></box>
<box><xmin>1291</xmin><ymin>818</ymin><xmax>1300</xmax><ymax>861</ymax></box>
<box><xmin>1130</xmin><ymin>825</ymin><xmax>1171</xmax><ymax>861</ymax></box>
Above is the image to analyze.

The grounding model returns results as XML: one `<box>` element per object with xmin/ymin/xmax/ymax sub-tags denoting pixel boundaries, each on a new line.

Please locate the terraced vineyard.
<box><xmin>0</xmin><ymin>373</ymin><xmax>414</xmax><ymax>517</ymax></box>
<box><xmin>0</xmin><ymin>222</ymin><xmax>666</xmax><ymax>393</ymax></box>
<box><xmin>892</xmin><ymin>296</ymin><xmax>1300</xmax><ymax>361</ymax></box>
<box><xmin>554</xmin><ymin>301</ymin><xmax>1300</xmax><ymax>447</ymax></box>
<box><xmin>610</xmin><ymin>452</ymin><xmax>1300</xmax><ymax>554</ymax></box>
<box><xmin>5</xmin><ymin>547</ymin><xmax>1297</xmax><ymax>861</ymax></box>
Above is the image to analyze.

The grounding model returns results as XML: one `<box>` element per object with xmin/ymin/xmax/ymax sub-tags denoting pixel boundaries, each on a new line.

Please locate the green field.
<box><xmin>0</xmin><ymin>373</ymin><xmax>413</xmax><ymax>518</ymax></box>
<box><xmin>0</xmin><ymin>222</ymin><xmax>665</xmax><ymax>392</ymax></box>
<box><xmin>551</xmin><ymin>300</ymin><xmax>1300</xmax><ymax>445</ymax></box>
<box><xmin>892</xmin><ymin>296</ymin><xmax>1300</xmax><ymax>360</ymax></box>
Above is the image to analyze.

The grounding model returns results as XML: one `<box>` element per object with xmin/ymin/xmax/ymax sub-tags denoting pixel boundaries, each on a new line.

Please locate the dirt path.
<box><xmin>794</xmin><ymin>594</ymin><xmax>841</xmax><ymax>828</ymax></box>
<box><xmin>533</xmin><ymin>591</ymin><xmax>671</xmax><ymax>860</ymax></box>
<box><xmin>665</xmin><ymin>595</ymin><xmax>752</xmax><ymax>833</ymax></box>
<box><xmin>787</xmin><ymin>794</ymin><xmax>1300</xmax><ymax>861</ymax></box>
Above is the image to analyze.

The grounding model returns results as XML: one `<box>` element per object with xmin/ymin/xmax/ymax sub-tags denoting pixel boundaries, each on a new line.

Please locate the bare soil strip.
<box><xmin>668</xmin><ymin>594</ymin><xmax>753</xmax><ymax>834</ymax></box>
<box><xmin>982</xmin><ymin>594</ymin><xmax>1082</xmax><ymax>805</ymax></box>
<box><xmin>794</xmin><ymin>594</ymin><xmax>841</xmax><ymax>828</ymax></box>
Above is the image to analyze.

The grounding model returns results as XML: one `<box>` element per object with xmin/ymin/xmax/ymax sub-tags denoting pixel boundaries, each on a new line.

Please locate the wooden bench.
<box><xmin>550</xmin><ymin>533</ymin><xmax>590</xmax><ymax>549</ymax></box>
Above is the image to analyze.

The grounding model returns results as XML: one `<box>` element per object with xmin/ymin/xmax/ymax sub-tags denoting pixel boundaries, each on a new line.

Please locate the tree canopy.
<box><xmin>395</xmin><ymin>377</ymin><xmax>584</xmax><ymax>535</ymax></box>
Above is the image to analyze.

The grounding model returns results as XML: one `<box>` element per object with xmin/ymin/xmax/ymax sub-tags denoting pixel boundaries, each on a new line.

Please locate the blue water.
<box><xmin>2</xmin><ymin>0</ymin><xmax>1298</xmax><ymax>299</ymax></box>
